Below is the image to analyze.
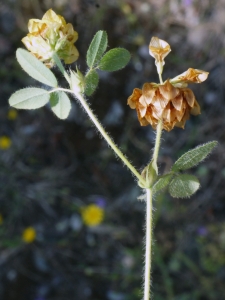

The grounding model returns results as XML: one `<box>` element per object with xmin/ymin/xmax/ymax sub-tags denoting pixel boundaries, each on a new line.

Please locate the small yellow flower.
<box><xmin>22</xmin><ymin>227</ymin><xmax>36</xmax><ymax>243</ymax></box>
<box><xmin>81</xmin><ymin>204</ymin><xmax>104</xmax><ymax>227</ymax></box>
<box><xmin>7</xmin><ymin>109</ymin><xmax>18</xmax><ymax>120</ymax></box>
<box><xmin>149</xmin><ymin>36</ymin><xmax>171</xmax><ymax>74</ymax></box>
<box><xmin>0</xmin><ymin>214</ymin><xmax>3</xmax><ymax>225</ymax></box>
<box><xmin>0</xmin><ymin>136</ymin><xmax>12</xmax><ymax>150</ymax></box>
<box><xmin>22</xmin><ymin>9</ymin><xmax>79</xmax><ymax>67</ymax></box>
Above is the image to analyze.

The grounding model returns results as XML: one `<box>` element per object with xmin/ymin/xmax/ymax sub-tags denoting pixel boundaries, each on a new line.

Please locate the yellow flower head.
<box><xmin>22</xmin><ymin>227</ymin><xmax>36</xmax><ymax>243</ymax></box>
<box><xmin>149</xmin><ymin>37</ymin><xmax>171</xmax><ymax>74</ymax></box>
<box><xmin>7</xmin><ymin>108</ymin><xmax>18</xmax><ymax>120</ymax></box>
<box><xmin>81</xmin><ymin>204</ymin><xmax>104</xmax><ymax>227</ymax></box>
<box><xmin>0</xmin><ymin>136</ymin><xmax>12</xmax><ymax>150</ymax></box>
<box><xmin>22</xmin><ymin>9</ymin><xmax>79</xmax><ymax>67</ymax></box>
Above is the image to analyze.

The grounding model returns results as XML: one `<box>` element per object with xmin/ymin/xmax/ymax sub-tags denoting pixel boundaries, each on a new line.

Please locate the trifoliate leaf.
<box><xmin>169</xmin><ymin>174</ymin><xmax>200</xmax><ymax>198</ymax></box>
<box><xmin>16</xmin><ymin>48</ymin><xmax>58</xmax><ymax>87</ymax></box>
<box><xmin>152</xmin><ymin>174</ymin><xmax>173</xmax><ymax>195</ymax></box>
<box><xmin>86</xmin><ymin>31</ymin><xmax>108</xmax><ymax>68</ymax></box>
<box><xmin>84</xmin><ymin>69</ymin><xmax>99</xmax><ymax>96</ymax></box>
<box><xmin>9</xmin><ymin>88</ymin><xmax>49</xmax><ymax>109</ymax></box>
<box><xmin>99</xmin><ymin>48</ymin><xmax>131</xmax><ymax>72</ymax></box>
<box><xmin>50</xmin><ymin>91</ymin><xmax>71</xmax><ymax>119</ymax></box>
<box><xmin>172</xmin><ymin>141</ymin><xmax>218</xmax><ymax>171</ymax></box>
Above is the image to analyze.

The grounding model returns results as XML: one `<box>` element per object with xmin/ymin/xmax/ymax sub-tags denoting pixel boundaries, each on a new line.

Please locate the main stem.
<box><xmin>144</xmin><ymin>188</ymin><xmax>153</xmax><ymax>300</ymax></box>
<box><xmin>144</xmin><ymin>120</ymin><xmax>163</xmax><ymax>300</ymax></box>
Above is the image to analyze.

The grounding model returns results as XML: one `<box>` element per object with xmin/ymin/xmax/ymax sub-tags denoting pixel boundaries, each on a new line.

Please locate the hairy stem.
<box><xmin>144</xmin><ymin>188</ymin><xmax>153</xmax><ymax>300</ymax></box>
<box><xmin>74</xmin><ymin>91</ymin><xmax>146</xmax><ymax>186</ymax></box>
<box><xmin>152</xmin><ymin>120</ymin><xmax>163</xmax><ymax>175</ymax></box>
<box><xmin>144</xmin><ymin>120</ymin><xmax>163</xmax><ymax>300</ymax></box>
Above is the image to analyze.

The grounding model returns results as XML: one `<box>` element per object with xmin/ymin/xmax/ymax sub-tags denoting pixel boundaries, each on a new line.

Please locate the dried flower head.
<box><xmin>149</xmin><ymin>37</ymin><xmax>171</xmax><ymax>74</ymax></box>
<box><xmin>127</xmin><ymin>78</ymin><xmax>207</xmax><ymax>131</ymax></box>
<box><xmin>22</xmin><ymin>9</ymin><xmax>79</xmax><ymax>67</ymax></box>
<box><xmin>81</xmin><ymin>204</ymin><xmax>104</xmax><ymax>227</ymax></box>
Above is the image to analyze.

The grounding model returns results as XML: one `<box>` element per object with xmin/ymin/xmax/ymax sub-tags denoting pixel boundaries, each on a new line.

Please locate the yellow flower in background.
<box><xmin>22</xmin><ymin>227</ymin><xmax>36</xmax><ymax>243</ymax></box>
<box><xmin>81</xmin><ymin>204</ymin><xmax>104</xmax><ymax>227</ymax></box>
<box><xmin>22</xmin><ymin>9</ymin><xmax>79</xmax><ymax>67</ymax></box>
<box><xmin>0</xmin><ymin>136</ymin><xmax>12</xmax><ymax>150</ymax></box>
<box><xmin>7</xmin><ymin>108</ymin><xmax>18</xmax><ymax>120</ymax></box>
<box><xmin>0</xmin><ymin>214</ymin><xmax>3</xmax><ymax>225</ymax></box>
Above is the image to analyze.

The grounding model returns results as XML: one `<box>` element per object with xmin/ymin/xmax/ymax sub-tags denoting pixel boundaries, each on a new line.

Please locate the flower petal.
<box><xmin>171</xmin><ymin>93</ymin><xmax>183</xmax><ymax>111</ymax></box>
<box><xmin>158</xmin><ymin>80</ymin><xmax>179</xmax><ymax>100</ymax></box>
<box><xmin>171</xmin><ymin>68</ymin><xmax>209</xmax><ymax>84</ymax></box>
<box><xmin>190</xmin><ymin>99</ymin><xmax>201</xmax><ymax>115</ymax></box>
<box><xmin>127</xmin><ymin>88</ymin><xmax>142</xmax><ymax>109</ymax></box>
<box><xmin>182</xmin><ymin>88</ymin><xmax>195</xmax><ymax>107</ymax></box>
<box><xmin>142</xmin><ymin>83</ymin><xmax>157</xmax><ymax>105</ymax></box>
<box><xmin>149</xmin><ymin>36</ymin><xmax>171</xmax><ymax>62</ymax></box>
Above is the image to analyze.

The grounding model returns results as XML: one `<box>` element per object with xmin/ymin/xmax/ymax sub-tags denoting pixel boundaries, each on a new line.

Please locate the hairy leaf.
<box><xmin>86</xmin><ymin>31</ymin><xmax>108</xmax><ymax>68</ymax></box>
<box><xmin>84</xmin><ymin>69</ymin><xmax>99</xmax><ymax>96</ymax></box>
<box><xmin>152</xmin><ymin>174</ymin><xmax>173</xmax><ymax>194</ymax></box>
<box><xmin>172</xmin><ymin>141</ymin><xmax>217</xmax><ymax>171</ymax></box>
<box><xmin>169</xmin><ymin>174</ymin><xmax>200</xmax><ymax>198</ymax></box>
<box><xmin>16</xmin><ymin>48</ymin><xmax>58</xmax><ymax>87</ymax></box>
<box><xmin>9</xmin><ymin>88</ymin><xmax>49</xmax><ymax>109</ymax></box>
<box><xmin>50</xmin><ymin>91</ymin><xmax>71</xmax><ymax>119</ymax></box>
<box><xmin>99</xmin><ymin>48</ymin><xmax>131</xmax><ymax>72</ymax></box>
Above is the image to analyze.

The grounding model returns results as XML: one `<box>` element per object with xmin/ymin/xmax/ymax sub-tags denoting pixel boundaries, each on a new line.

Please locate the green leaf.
<box><xmin>152</xmin><ymin>174</ymin><xmax>173</xmax><ymax>195</ymax></box>
<box><xmin>50</xmin><ymin>91</ymin><xmax>71</xmax><ymax>119</ymax></box>
<box><xmin>16</xmin><ymin>48</ymin><xmax>58</xmax><ymax>87</ymax></box>
<box><xmin>86</xmin><ymin>31</ymin><xmax>108</xmax><ymax>68</ymax></box>
<box><xmin>84</xmin><ymin>69</ymin><xmax>99</xmax><ymax>96</ymax></box>
<box><xmin>172</xmin><ymin>141</ymin><xmax>218</xmax><ymax>171</ymax></box>
<box><xmin>168</xmin><ymin>174</ymin><xmax>200</xmax><ymax>198</ymax></box>
<box><xmin>9</xmin><ymin>88</ymin><xmax>49</xmax><ymax>109</ymax></box>
<box><xmin>99</xmin><ymin>48</ymin><xmax>131</xmax><ymax>72</ymax></box>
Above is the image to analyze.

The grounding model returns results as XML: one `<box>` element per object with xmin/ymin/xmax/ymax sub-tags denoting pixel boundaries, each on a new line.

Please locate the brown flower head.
<box><xmin>149</xmin><ymin>37</ymin><xmax>171</xmax><ymax>74</ymax></box>
<box><xmin>128</xmin><ymin>79</ymin><xmax>204</xmax><ymax>131</ymax></box>
<box><xmin>22</xmin><ymin>9</ymin><xmax>79</xmax><ymax>67</ymax></box>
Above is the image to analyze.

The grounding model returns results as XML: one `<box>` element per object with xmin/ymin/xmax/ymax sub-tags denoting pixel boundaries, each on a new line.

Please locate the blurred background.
<box><xmin>0</xmin><ymin>0</ymin><xmax>225</xmax><ymax>299</ymax></box>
